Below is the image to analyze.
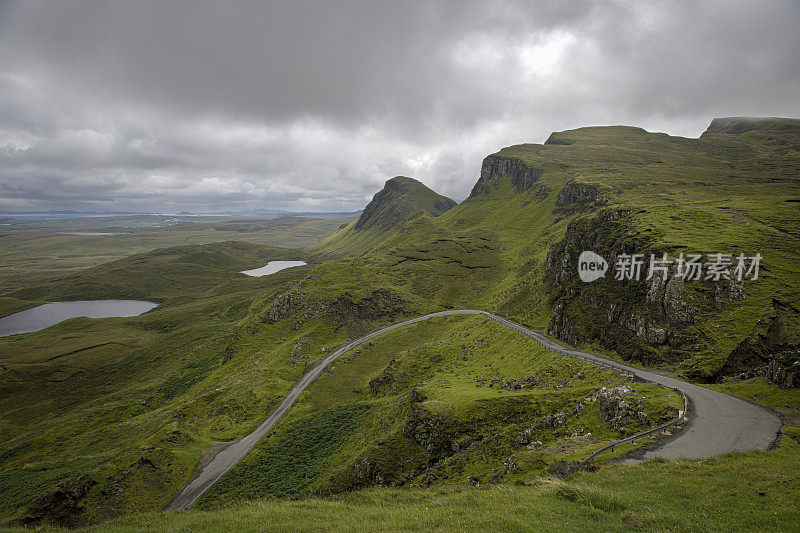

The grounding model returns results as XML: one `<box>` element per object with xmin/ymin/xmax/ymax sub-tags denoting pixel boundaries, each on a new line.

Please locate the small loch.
<box><xmin>0</xmin><ymin>300</ymin><xmax>159</xmax><ymax>337</ymax></box>
<box><xmin>240</xmin><ymin>261</ymin><xmax>307</xmax><ymax>277</ymax></box>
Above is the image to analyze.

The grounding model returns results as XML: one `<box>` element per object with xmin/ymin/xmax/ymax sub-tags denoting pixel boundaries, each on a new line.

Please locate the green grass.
<box><xmin>0</xmin><ymin>242</ymin><xmax>328</xmax><ymax>523</ymax></box>
<box><xmin>710</xmin><ymin>377</ymin><xmax>800</xmax><ymax>411</ymax></box>
<box><xmin>208</xmin><ymin>404</ymin><xmax>370</xmax><ymax>500</ymax></box>
<box><xmin>313</xmin><ymin>177</ymin><xmax>455</xmax><ymax>257</ymax></box>
<box><xmin>35</xmin><ymin>439</ymin><xmax>799</xmax><ymax>532</ymax></box>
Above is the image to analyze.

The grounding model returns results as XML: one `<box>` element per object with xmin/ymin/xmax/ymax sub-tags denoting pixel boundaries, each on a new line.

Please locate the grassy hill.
<box><xmin>2</xmin><ymin>117</ymin><xmax>799</xmax><ymax>528</ymax></box>
<box><xmin>315</xmin><ymin>176</ymin><xmax>456</xmax><ymax>257</ymax></box>
<box><xmin>0</xmin><ymin>242</ymin><xmax>320</xmax><ymax>524</ymax></box>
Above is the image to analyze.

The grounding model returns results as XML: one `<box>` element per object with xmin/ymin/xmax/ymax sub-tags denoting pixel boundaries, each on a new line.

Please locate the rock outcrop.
<box><xmin>596</xmin><ymin>385</ymin><xmax>650</xmax><ymax>431</ymax></box>
<box><xmin>544</xmin><ymin>133</ymin><xmax>574</xmax><ymax>145</ymax></box>
<box><xmin>719</xmin><ymin>300</ymin><xmax>800</xmax><ymax>387</ymax></box>
<box><xmin>554</xmin><ymin>181</ymin><xmax>608</xmax><ymax>213</ymax></box>
<box><xmin>21</xmin><ymin>474</ymin><xmax>96</xmax><ymax>527</ymax></box>
<box><xmin>544</xmin><ymin>205</ymin><xmax>752</xmax><ymax>372</ymax></box>
<box><xmin>330</xmin><ymin>289</ymin><xmax>406</xmax><ymax>336</ymax></box>
<box><xmin>264</xmin><ymin>290</ymin><xmax>302</xmax><ymax>323</ymax></box>
<box><xmin>469</xmin><ymin>155</ymin><xmax>543</xmax><ymax>196</ymax></box>
<box><xmin>765</xmin><ymin>357</ymin><xmax>799</xmax><ymax>388</ymax></box>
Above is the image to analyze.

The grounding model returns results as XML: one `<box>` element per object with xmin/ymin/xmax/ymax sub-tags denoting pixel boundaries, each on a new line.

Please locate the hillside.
<box><xmin>349</xmin><ymin>118</ymin><xmax>800</xmax><ymax>382</ymax></box>
<box><xmin>315</xmin><ymin>176</ymin><xmax>456</xmax><ymax>256</ymax></box>
<box><xmin>2</xmin><ymin>118</ymin><xmax>799</xmax><ymax>528</ymax></box>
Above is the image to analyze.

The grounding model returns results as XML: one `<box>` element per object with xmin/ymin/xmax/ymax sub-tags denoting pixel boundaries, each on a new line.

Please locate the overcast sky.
<box><xmin>1</xmin><ymin>0</ymin><xmax>799</xmax><ymax>213</ymax></box>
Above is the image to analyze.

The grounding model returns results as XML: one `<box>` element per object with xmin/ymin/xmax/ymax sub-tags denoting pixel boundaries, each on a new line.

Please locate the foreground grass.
<box><xmin>710</xmin><ymin>377</ymin><xmax>800</xmax><ymax>412</ymax></box>
<box><xmin>52</xmin><ymin>439</ymin><xmax>800</xmax><ymax>532</ymax></box>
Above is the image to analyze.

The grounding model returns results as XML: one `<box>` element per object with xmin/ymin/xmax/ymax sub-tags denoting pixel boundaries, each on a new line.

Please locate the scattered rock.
<box><xmin>503</xmin><ymin>455</ymin><xmax>517</xmax><ymax>474</ymax></box>
<box><xmin>516</xmin><ymin>427</ymin><xmax>534</xmax><ymax>445</ymax></box>
<box><xmin>542</xmin><ymin>412</ymin><xmax>567</xmax><ymax>429</ymax></box>
<box><xmin>597</xmin><ymin>386</ymin><xmax>650</xmax><ymax>430</ymax></box>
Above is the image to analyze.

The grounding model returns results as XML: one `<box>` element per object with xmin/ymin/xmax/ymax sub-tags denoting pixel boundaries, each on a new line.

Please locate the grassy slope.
<box><xmin>198</xmin><ymin>315</ymin><xmax>680</xmax><ymax>508</ymax></box>
<box><xmin>0</xmin><ymin>242</ymin><xmax>324</xmax><ymax>523</ymax></box>
<box><xmin>59</xmin><ymin>439</ymin><xmax>800</xmax><ymax>532</ymax></box>
<box><xmin>510</xmin><ymin>125</ymin><xmax>798</xmax><ymax>372</ymax></box>
<box><xmin>316</xmin><ymin>121</ymin><xmax>800</xmax><ymax>377</ymax></box>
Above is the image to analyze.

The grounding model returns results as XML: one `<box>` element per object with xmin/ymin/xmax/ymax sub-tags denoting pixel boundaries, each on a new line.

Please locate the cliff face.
<box><xmin>469</xmin><ymin>155</ymin><xmax>545</xmax><ymax>197</ymax></box>
<box><xmin>554</xmin><ymin>181</ymin><xmax>609</xmax><ymax>213</ymax></box>
<box><xmin>354</xmin><ymin>176</ymin><xmax>456</xmax><ymax>231</ymax></box>
<box><xmin>543</xmin><ymin>208</ymin><xmax>748</xmax><ymax>371</ymax></box>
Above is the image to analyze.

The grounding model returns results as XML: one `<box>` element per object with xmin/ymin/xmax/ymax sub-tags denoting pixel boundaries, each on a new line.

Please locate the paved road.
<box><xmin>167</xmin><ymin>310</ymin><xmax>781</xmax><ymax>510</ymax></box>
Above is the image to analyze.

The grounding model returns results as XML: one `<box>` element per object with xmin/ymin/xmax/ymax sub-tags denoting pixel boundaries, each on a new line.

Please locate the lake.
<box><xmin>0</xmin><ymin>300</ymin><xmax>159</xmax><ymax>337</ymax></box>
<box><xmin>240</xmin><ymin>260</ymin><xmax>307</xmax><ymax>277</ymax></box>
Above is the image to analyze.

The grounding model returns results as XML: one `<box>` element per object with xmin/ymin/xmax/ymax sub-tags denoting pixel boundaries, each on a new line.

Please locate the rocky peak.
<box><xmin>353</xmin><ymin>176</ymin><xmax>456</xmax><ymax>231</ymax></box>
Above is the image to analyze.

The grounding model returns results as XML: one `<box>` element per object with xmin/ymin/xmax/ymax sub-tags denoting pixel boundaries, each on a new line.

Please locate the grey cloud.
<box><xmin>0</xmin><ymin>0</ymin><xmax>799</xmax><ymax>213</ymax></box>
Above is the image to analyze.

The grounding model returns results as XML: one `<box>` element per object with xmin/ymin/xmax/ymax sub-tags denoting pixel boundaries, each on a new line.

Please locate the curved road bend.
<box><xmin>167</xmin><ymin>310</ymin><xmax>780</xmax><ymax>510</ymax></box>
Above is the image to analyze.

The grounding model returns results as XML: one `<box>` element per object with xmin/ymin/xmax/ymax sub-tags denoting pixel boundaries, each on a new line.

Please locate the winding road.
<box><xmin>167</xmin><ymin>310</ymin><xmax>781</xmax><ymax>510</ymax></box>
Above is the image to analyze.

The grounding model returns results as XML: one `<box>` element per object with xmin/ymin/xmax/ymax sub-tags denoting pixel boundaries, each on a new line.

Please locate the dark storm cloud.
<box><xmin>0</xmin><ymin>0</ymin><xmax>799</xmax><ymax>212</ymax></box>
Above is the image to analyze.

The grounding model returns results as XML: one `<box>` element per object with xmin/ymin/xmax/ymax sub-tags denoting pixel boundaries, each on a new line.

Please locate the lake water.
<box><xmin>0</xmin><ymin>300</ymin><xmax>159</xmax><ymax>337</ymax></box>
<box><xmin>240</xmin><ymin>260</ymin><xmax>307</xmax><ymax>277</ymax></box>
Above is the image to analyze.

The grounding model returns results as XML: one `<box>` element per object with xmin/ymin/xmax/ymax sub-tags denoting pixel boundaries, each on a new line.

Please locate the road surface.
<box><xmin>167</xmin><ymin>309</ymin><xmax>781</xmax><ymax>510</ymax></box>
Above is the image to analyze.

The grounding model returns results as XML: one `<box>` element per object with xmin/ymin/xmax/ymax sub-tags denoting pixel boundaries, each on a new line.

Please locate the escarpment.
<box><xmin>469</xmin><ymin>155</ymin><xmax>544</xmax><ymax>196</ymax></box>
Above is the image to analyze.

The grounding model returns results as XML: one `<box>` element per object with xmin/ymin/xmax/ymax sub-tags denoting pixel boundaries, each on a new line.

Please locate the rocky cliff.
<box><xmin>469</xmin><ymin>155</ymin><xmax>545</xmax><ymax>196</ymax></box>
<box><xmin>543</xmin><ymin>187</ymin><xmax>798</xmax><ymax>382</ymax></box>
